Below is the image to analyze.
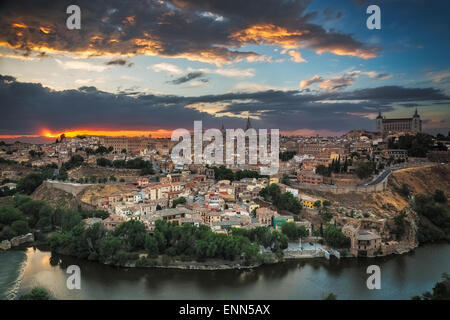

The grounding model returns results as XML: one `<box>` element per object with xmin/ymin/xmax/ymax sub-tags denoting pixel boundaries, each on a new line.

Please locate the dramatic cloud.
<box><xmin>300</xmin><ymin>70</ymin><xmax>393</xmax><ymax>90</ymax></box>
<box><xmin>167</xmin><ymin>72</ymin><xmax>206</xmax><ymax>85</ymax></box>
<box><xmin>0</xmin><ymin>0</ymin><xmax>379</xmax><ymax>64</ymax></box>
<box><xmin>1</xmin><ymin>75</ymin><xmax>448</xmax><ymax>136</ymax></box>
<box><xmin>300</xmin><ymin>75</ymin><xmax>324</xmax><ymax>89</ymax></box>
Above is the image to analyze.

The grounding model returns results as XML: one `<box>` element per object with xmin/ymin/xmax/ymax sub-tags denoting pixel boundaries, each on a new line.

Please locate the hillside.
<box><xmin>301</xmin><ymin>164</ymin><xmax>449</xmax><ymax>217</ymax></box>
<box><xmin>78</xmin><ymin>184</ymin><xmax>134</xmax><ymax>206</ymax></box>
<box><xmin>389</xmin><ymin>165</ymin><xmax>450</xmax><ymax>197</ymax></box>
<box><xmin>31</xmin><ymin>182</ymin><xmax>82</xmax><ymax>209</ymax></box>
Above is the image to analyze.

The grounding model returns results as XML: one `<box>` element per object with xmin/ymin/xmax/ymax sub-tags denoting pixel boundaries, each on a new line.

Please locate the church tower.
<box><xmin>376</xmin><ymin>111</ymin><xmax>383</xmax><ymax>133</ymax></box>
<box><xmin>245</xmin><ymin>117</ymin><xmax>252</xmax><ymax>131</ymax></box>
<box><xmin>412</xmin><ymin>108</ymin><xmax>422</xmax><ymax>133</ymax></box>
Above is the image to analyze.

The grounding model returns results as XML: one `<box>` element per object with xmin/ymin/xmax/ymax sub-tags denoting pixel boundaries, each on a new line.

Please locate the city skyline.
<box><xmin>0</xmin><ymin>0</ymin><xmax>449</xmax><ymax>143</ymax></box>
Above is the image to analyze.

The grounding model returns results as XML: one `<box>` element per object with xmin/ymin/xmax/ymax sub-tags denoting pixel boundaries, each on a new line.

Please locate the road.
<box><xmin>367</xmin><ymin>168</ymin><xmax>399</xmax><ymax>186</ymax></box>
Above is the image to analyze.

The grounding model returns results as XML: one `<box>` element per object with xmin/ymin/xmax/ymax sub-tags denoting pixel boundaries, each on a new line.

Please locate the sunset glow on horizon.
<box><xmin>39</xmin><ymin>128</ymin><xmax>174</xmax><ymax>139</ymax></box>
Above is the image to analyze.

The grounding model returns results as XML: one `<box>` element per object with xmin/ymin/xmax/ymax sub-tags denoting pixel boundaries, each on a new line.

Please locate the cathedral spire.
<box><xmin>414</xmin><ymin>108</ymin><xmax>419</xmax><ymax>117</ymax></box>
<box><xmin>377</xmin><ymin>110</ymin><xmax>383</xmax><ymax>119</ymax></box>
<box><xmin>245</xmin><ymin>116</ymin><xmax>252</xmax><ymax>130</ymax></box>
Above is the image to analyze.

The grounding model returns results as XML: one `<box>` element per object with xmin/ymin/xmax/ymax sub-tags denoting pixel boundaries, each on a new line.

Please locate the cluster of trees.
<box><xmin>415</xmin><ymin>192</ymin><xmax>450</xmax><ymax>243</ymax></box>
<box><xmin>0</xmin><ymin>157</ymin><xmax>18</xmax><ymax>165</ymax></box>
<box><xmin>211</xmin><ymin>166</ymin><xmax>265</xmax><ymax>181</ymax></box>
<box><xmin>397</xmin><ymin>183</ymin><xmax>411</xmax><ymax>198</ymax></box>
<box><xmin>49</xmin><ymin>219</ymin><xmax>277</xmax><ymax>266</ymax></box>
<box><xmin>388</xmin><ymin>133</ymin><xmax>446</xmax><ymax>157</ymax></box>
<box><xmin>412</xmin><ymin>273</ymin><xmax>450</xmax><ymax>300</ymax></box>
<box><xmin>19</xmin><ymin>287</ymin><xmax>51</xmax><ymax>300</ymax></box>
<box><xmin>0</xmin><ymin>163</ymin><xmax>57</xmax><ymax>196</ymax></box>
<box><xmin>322</xmin><ymin>225</ymin><xmax>350</xmax><ymax>248</ymax></box>
<box><xmin>0</xmin><ymin>196</ymin><xmax>108</xmax><ymax>241</ymax></box>
<box><xmin>392</xmin><ymin>210</ymin><xmax>407</xmax><ymax>239</ymax></box>
<box><xmin>96</xmin><ymin>157</ymin><xmax>154</xmax><ymax>176</ymax></box>
<box><xmin>280</xmin><ymin>222</ymin><xmax>308</xmax><ymax>240</ymax></box>
<box><xmin>231</xmin><ymin>226</ymin><xmax>288</xmax><ymax>256</ymax></box>
<box><xmin>15</xmin><ymin>169</ymin><xmax>56</xmax><ymax>195</ymax></box>
<box><xmin>55</xmin><ymin>155</ymin><xmax>85</xmax><ymax>181</ymax></box>
<box><xmin>84</xmin><ymin>145</ymin><xmax>114</xmax><ymax>155</ymax></box>
<box><xmin>73</xmin><ymin>175</ymin><xmax>123</xmax><ymax>184</ymax></box>
<box><xmin>316</xmin><ymin>158</ymin><xmax>350</xmax><ymax>177</ymax></box>
<box><xmin>259</xmin><ymin>184</ymin><xmax>302</xmax><ymax>214</ymax></box>
<box><xmin>355</xmin><ymin>161</ymin><xmax>377</xmax><ymax>179</ymax></box>
<box><xmin>316</xmin><ymin>158</ymin><xmax>380</xmax><ymax>180</ymax></box>
<box><xmin>279</xmin><ymin>151</ymin><xmax>296</xmax><ymax>162</ymax></box>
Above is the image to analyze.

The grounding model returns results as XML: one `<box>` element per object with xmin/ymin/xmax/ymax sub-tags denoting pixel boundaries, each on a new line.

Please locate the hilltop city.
<box><xmin>1</xmin><ymin>111</ymin><xmax>449</xmax><ymax>266</ymax></box>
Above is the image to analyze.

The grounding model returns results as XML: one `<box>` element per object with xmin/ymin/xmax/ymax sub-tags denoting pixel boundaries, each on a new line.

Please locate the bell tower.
<box><xmin>412</xmin><ymin>108</ymin><xmax>421</xmax><ymax>133</ymax></box>
<box><xmin>376</xmin><ymin>111</ymin><xmax>383</xmax><ymax>133</ymax></box>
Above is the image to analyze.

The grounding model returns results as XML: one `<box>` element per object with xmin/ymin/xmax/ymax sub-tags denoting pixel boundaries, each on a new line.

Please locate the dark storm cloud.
<box><xmin>167</xmin><ymin>72</ymin><xmax>205</xmax><ymax>85</ymax></box>
<box><xmin>0</xmin><ymin>0</ymin><xmax>379</xmax><ymax>63</ymax></box>
<box><xmin>1</xmin><ymin>76</ymin><xmax>449</xmax><ymax>135</ymax></box>
<box><xmin>334</xmin><ymin>86</ymin><xmax>449</xmax><ymax>102</ymax></box>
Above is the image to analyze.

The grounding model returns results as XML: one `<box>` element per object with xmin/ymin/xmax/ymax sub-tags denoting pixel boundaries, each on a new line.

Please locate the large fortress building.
<box><xmin>99</xmin><ymin>136</ymin><xmax>151</xmax><ymax>153</ymax></box>
<box><xmin>376</xmin><ymin>109</ymin><xmax>422</xmax><ymax>133</ymax></box>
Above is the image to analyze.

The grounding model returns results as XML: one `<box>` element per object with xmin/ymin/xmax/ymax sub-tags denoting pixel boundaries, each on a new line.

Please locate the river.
<box><xmin>1</xmin><ymin>244</ymin><xmax>449</xmax><ymax>300</ymax></box>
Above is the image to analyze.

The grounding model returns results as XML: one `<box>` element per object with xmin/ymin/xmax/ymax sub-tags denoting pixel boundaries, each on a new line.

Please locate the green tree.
<box><xmin>11</xmin><ymin>220</ymin><xmax>30</xmax><ymax>235</ymax></box>
<box><xmin>281</xmin><ymin>174</ymin><xmax>291</xmax><ymax>186</ymax></box>
<box><xmin>355</xmin><ymin>161</ymin><xmax>376</xmax><ymax>179</ymax></box>
<box><xmin>323</xmin><ymin>225</ymin><xmax>350</xmax><ymax>248</ymax></box>
<box><xmin>96</xmin><ymin>158</ymin><xmax>112</xmax><ymax>167</ymax></box>
<box><xmin>113</xmin><ymin>220</ymin><xmax>147</xmax><ymax>250</ymax></box>
<box><xmin>16</xmin><ymin>173</ymin><xmax>44</xmax><ymax>195</ymax></box>
<box><xmin>434</xmin><ymin>189</ymin><xmax>447</xmax><ymax>203</ymax></box>
<box><xmin>281</xmin><ymin>222</ymin><xmax>299</xmax><ymax>240</ymax></box>
<box><xmin>413</xmin><ymin>273</ymin><xmax>450</xmax><ymax>300</ymax></box>
<box><xmin>315</xmin><ymin>164</ymin><xmax>329</xmax><ymax>177</ymax></box>
<box><xmin>0</xmin><ymin>205</ymin><xmax>23</xmax><ymax>225</ymax></box>
<box><xmin>19</xmin><ymin>287</ymin><xmax>50</xmax><ymax>300</ymax></box>
<box><xmin>145</xmin><ymin>235</ymin><xmax>159</xmax><ymax>258</ymax></box>
<box><xmin>324</xmin><ymin>292</ymin><xmax>337</xmax><ymax>300</ymax></box>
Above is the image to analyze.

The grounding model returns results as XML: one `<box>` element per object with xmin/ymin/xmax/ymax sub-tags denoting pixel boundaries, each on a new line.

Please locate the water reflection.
<box><xmin>11</xmin><ymin>244</ymin><xmax>450</xmax><ymax>300</ymax></box>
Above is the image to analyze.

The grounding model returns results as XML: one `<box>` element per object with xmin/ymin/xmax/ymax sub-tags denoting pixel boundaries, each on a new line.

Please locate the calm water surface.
<box><xmin>1</xmin><ymin>244</ymin><xmax>449</xmax><ymax>300</ymax></box>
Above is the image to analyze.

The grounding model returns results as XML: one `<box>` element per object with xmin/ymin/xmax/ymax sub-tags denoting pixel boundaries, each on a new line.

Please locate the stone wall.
<box><xmin>293</xmin><ymin>178</ymin><xmax>387</xmax><ymax>194</ymax></box>
<box><xmin>43</xmin><ymin>180</ymin><xmax>93</xmax><ymax>196</ymax></box>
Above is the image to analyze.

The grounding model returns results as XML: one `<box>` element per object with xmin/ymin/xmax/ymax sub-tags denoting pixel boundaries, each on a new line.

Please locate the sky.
<box><xmin>0</xmin><ymin>0</ymin><xmax>449</xmax><ymax>142</ymax></box>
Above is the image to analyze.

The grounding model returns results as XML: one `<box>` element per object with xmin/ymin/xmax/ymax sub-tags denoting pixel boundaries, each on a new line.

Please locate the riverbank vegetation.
<box><xmin>414</xmin><ymin>192</ymin><xmax>450</xmax><ymax>243</ymax></box>
<box><xmin>18</xmin><ymin>287</ymin><xmax>51</xmax><ymax>300</ymax></box>
<box><xmin>412</xmin><ymin>273</ymin><xmax>450</xmax><ymax>300</ymax></box>
<box><xmin>0</xmin><ymin>195</ymin><xmax>108</xmax><ymax>241</ymax></box>
<box><xmin>322</xmin><ymin>225</ymin><xmax>350</xmax><ymax>248</ymax></box>
<box><xmin>48</xmin><ymin>218</ymin><xmax>286</xmax><ymax>268</ymax></box>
